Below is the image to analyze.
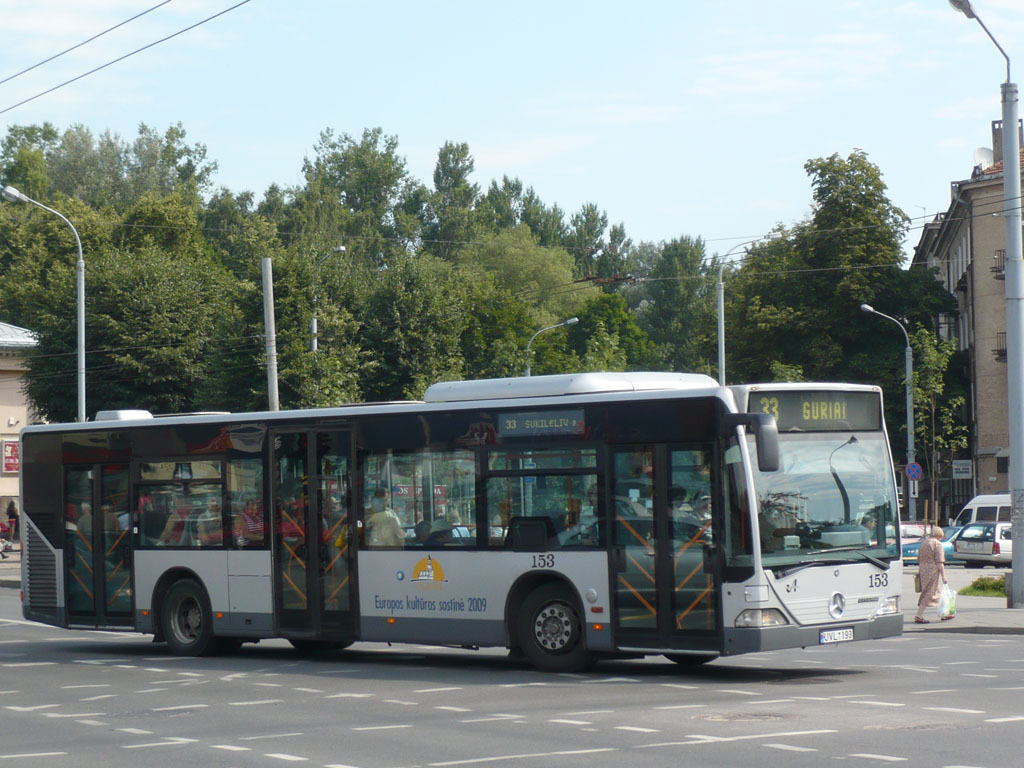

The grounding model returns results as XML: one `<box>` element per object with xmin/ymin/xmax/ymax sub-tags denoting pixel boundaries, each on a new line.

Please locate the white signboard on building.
<box><xmin>951</xmin><ymin>460</ymin><xmax>973</xmax><ymax>479</ymax></box>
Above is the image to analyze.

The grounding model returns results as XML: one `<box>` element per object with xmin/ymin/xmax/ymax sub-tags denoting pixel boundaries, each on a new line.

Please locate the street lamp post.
<box><xmin>861</xmin><ymin>304</ymin><xmax>916</xmax><ymax>522</ymax></box>
<box><xmin>717</xmin><ymin>233</ymin><xmax>781</xmax><ymax>385</ymax></box>
<box><xmin>950</xmin><ymin>0</ymin><xmax>1024</xmax><ymax>608</ymax></box>
<box><xmin>525</xmin><ymin>317</ymin><xmax>579</xmax><ymax>376</ymax></box>
<box><xmin>2</xmin><ymin>185</ymin><xmax>86</xmax><ymax>422</ymax></box>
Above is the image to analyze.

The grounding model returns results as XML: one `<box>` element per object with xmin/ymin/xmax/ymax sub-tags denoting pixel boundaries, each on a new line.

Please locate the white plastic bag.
<box><xmin>937</xmin><ymin>584</ymin><xmax>956</xmax><ymax>619</ymax></box>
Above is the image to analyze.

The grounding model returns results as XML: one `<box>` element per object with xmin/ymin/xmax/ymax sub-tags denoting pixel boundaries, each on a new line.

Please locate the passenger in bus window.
<box><xmin>235</xmin><ymin>497</ymin><xmax>264</xmax><ymax>546</ymax></box>
<box><xmin>414</xmin><ymin>519</ymin><xmax>432</xmax><ymax>544</ymax></box>
<box><xmin>77</xmin><ymin>503</ymin><xmax>93</xmax><ymax>536</ymax></box>
<box><xmin>426</xmin><ymin>518</ymin><xmax>454</xmax><ymax>545</ymax></box>
<box><xmin>196</xmin><ymin>501</ymin><xmax>223</xmax><ymax>547</ymax></box>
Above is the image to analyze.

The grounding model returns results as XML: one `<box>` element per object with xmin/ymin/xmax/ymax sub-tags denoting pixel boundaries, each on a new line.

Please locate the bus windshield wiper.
<box><xmin>775</xmin><ymin>547</ymin><xmax>890</xmax><ymax>578</ymax></box>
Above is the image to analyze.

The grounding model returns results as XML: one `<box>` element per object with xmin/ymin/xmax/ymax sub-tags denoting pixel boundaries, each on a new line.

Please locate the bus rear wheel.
<box><xmin>517</xmin><ymin>584</ymin><xmax>591</xmax><ymax>673</ymax></box>
<box><xmin>161</xmin><ymin>579</ymin><xmax>214</xmax><ymax>656</ymax></box>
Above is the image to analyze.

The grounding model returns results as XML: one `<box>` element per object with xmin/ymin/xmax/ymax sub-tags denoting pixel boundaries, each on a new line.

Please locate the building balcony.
<box><xmin>995</xmin><ymin>331</ymin><xmax>1007</xmax><ymax>361</ymax></box>
<box><xmin>993</xmin><ymin>249</ymin><xmax>1006</xmax><ymax>280</ymax></box>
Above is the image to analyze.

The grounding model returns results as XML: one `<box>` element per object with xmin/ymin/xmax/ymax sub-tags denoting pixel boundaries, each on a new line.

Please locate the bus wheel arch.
<box><xmin>509</xmin><ymin>576</ymin><xmax>591</xmax><ymax>672</ymax></box>
<box><xmin>156</xmin><ymin>572</ymin><xmax>216</xmax><ymax>656</ymax></box>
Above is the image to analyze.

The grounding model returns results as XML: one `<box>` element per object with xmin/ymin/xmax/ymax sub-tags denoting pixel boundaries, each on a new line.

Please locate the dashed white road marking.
<box><xmin>1</xmin><ymin>662</ymin><xmax>54</xmax><ymax>667</ymax></box>
<box><xmin>910</xmin><ymin>689</ymin><xmax>956</xmax><ymax>695</ymax></box>
<box><xmin>848</xmin><ymin>754</ymin><xmax>907</xmax><ymax>762</ymax></box>
<box><xmin>435</xmin><ymin>706</ymin><xmax>471</xmax><ymax>712</ymax></box>
<box><xmin>848</xmin><ymin>701</ymin><xmax>905</xmax><ymax>707</ymax></box>
<box><xmin>653</xmin><ymin>704</ymin><xmax>705</xmax><ymax>710</ymax></box>
<box><xmin>239</xmin><ymin>733</ymin><xmax>304</xmax><ymax>741</ymax></box>
<box><xmin>0</xmin><ymin>752</ymin><xmax>67</xmax><ymax>759</ymax></box>
<box><xmin>77</xmin><ymin>719</ymin><xmax>106</xmax><ymax>726</ymax></box>
<box><xmin>766</xmin><ymin>744</ymin><xmax>817</xmax><ymax>752</ymax></box>
<box><xmin>638</xmin><ymin>728</ymin><xmax>837</xmax><ymax>748</ymax></box>
<box><xmin>230</xmin><ymin>699</ymin><xmax>284</xmax><ymax>706</ymax></box>
<box><xmin>4</xmin><ymin>704</ymin><xmax>58</xmax><ymax>712</ymax></box>
<box><xmin>119</xmin><ymin>728</ymin><xmax>153</xmax><ymax>735</ymax></box>
<box><xmin>986</xmin><ymin>715</ymin><xmax>1024</xmax><ymax>723</ymax></box>
<box><xmin>660</xmin><ymin>683</ymin><xmax>698</xmax><ymax>690</ymax></box>
<box><xmin>925</xmin><ymin>707</ymin><xmax>985</xmax><ymax>714</ymax></box>
<box><xmin>615</xmin><ymin>726</ymin><xmax>659</xmax><ymax>733</ymax></box>
<box><xmin>352</xmin><ymin>724</ymin><xmax>412</xmax><ymax>731</ymax></box>
<box><xmin>152</xmin><ymin>704</ymin><xmax>208</xmax><ymax>711</ymax></box>
<box><xmin>211</xmin><ymin>745</ymin><xmax>251</xmax><ymax>751</ymax></box>
<box><xmin>415</xmin><ymin>686</ymin><xmax>462</xmax><ymax>693</ymax></box>
<box><xmin>123</xmin><ymin>737</ymin><xmax>198</xmax><ymax>749</ymax></box>
<box><xmin>383</xmin><ymin>699</ymin><xmax>417</xmax><ymax>706</ymax></box>
<box><xmin>44</xmin><ymin>711</ymin><xmax>104</xmax><ymax>718</ymax></box>
<box><xmin>325</xmin><ymin>693</ymin><xmax>373</xmax><ymax>699</ymax></box>
<box><xmin>62</xmin><ymin>684</ymin><xmax>110</xmax><ymax>690</ymax></box>
<box><xmin>265</xmin><ymin>754</ymin><xmax>308</xmax><ymax>762</ymax></box>
<box><xmin>751</xmin><ymin>699</ymin><xmax>794</xmax><ymax>705</ymax></box>
<box><xmin>293</xmin><ymin>687</ymin><xmax>324</xmax><ymax>693</ymax></box>
<box><xmin>427</xmin><ymin>748</ymin><xmax>616</xmax><ymax>766</ymax></box>
<box><xmin>549</xmin><ymin>719</ymin><xmax>591</xmax><ymax>725</ymax></box>
<box><xmin>81</xmin><ymin>694</ymin><xmax>116</xmax><ymax>701</ymax></box>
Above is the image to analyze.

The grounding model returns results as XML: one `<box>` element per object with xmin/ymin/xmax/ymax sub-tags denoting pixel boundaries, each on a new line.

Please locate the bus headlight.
<box><xmin>876</xmin><ymin>596</ymin><xmax>900</xmax><ymax>615</ymax></box>
<box><xmin>734</xmin><ymin>608</ymin><xmax>790</xmax><ymax>628</ymax></box>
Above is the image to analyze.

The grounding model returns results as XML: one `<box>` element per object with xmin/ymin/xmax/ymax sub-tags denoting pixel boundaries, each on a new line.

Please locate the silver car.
<box><xmin>953</xmin><ymin>522</ymin><xmax>1013</xmax><ymax>568</ymax></box>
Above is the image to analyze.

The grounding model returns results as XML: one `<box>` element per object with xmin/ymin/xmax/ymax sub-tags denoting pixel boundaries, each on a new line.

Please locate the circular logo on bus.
<box><xmin>828</xmin><ymin>592</ymin><xmax>846</xmax><ymax>619</ymax></box>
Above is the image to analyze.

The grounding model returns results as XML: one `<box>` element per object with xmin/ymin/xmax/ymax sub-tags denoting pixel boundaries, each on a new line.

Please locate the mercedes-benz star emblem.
<box><xmin>829</xmin><ymin>592</ymin><xmax>846</xmax><ymax>619</ymax></box>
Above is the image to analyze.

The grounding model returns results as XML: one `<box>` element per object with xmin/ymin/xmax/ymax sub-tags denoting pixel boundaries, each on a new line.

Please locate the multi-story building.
<box><xmin>0</xmin><ymin>321</ymin><xmax>37</xmax><ymax>517</ymax></box>
<box><xmin>913</xmin><ymin>119</ymin><xmax>1024</xmax><ymax>513</ymax></box>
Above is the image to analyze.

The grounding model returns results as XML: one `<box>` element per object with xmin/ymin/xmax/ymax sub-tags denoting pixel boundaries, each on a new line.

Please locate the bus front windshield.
<box><xmin>748</xmin><ymin>431</ymin><xmax>899</xmax><ymax>566</ymax></box>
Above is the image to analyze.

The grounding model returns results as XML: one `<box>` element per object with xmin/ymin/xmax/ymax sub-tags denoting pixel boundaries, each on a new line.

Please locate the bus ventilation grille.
<box><xmin>25</xmin><ymin>527</ymin><xmax>57</xmax><ymax>609</ymax></box>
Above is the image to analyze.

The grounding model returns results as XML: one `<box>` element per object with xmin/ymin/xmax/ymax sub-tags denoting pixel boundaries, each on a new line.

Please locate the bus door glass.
<box><xmin>64</xmin><ymin>464</ymin><xmax>132</xmax><ymax>624</ymax></box>
<box><xmin>611</xmin><ymin>446</ymin><xmax>717</xmax><ymax>644</ymax></box>
<box><xmin>273</xmin><ymin>431</ymin><xmax>354</xmax><ymax>634</ymax></box>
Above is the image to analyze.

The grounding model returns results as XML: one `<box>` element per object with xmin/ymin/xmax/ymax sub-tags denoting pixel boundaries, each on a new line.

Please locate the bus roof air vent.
<box><xmin>423</xmin><ymin>372</ymin><xmax>717</xmax><ymax>403</ymax></box>
<box><xmin>94</xmin><ymin>409</ymin><xmax>154</xmax><ymax>421</ymax></box>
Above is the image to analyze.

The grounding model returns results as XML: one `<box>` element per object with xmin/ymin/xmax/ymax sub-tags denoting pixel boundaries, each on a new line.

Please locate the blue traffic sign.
<box><xmin>906</xmin><ymin>462</ymin><xmax>923</xmax><ymax>480</ymax></box>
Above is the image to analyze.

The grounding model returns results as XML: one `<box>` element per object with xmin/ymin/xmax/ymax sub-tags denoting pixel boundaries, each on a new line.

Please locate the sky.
<box><xmin>2</xmin><ymin>0</ymin><xmax>1024</xmax><ymax>260</ymax></box>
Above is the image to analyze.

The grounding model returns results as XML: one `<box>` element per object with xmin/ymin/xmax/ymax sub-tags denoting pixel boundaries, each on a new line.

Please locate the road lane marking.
<box><xmin>230</xmin><ymin>699</ymin><xmax>284</xmax><ymax>706</ymax></box>
<box><xmin>848</xmin><ymin>701</ymin><xmax>905</xmax><ymax>707</ymax></box>
<box><xmin>153</xmin><ymin>704</ymin><xmax>208</xmax><ymax>711</ymax></box>
<box><xmin>435</xmin><ymin>706</ymin><xmax>472</xmax><ymax>712</ymax></box>
<box><xmin>638</xmin><ymin>729</ymin><xmax>837</xmax><ymax>748</ymax></box>
<box><xmin>986</xmin><ymin>715</ymin><xmax>1024</xmax><ymax>723</ymax></box>
<box><xmin>4</xmin><ymin>705</ymin><xmax>58</xmax><ymax>712</ymax></box>
<box><xmin>325</xmin><ymin>693</ymin><xmax>373</xmax><ymax>698</ymax></box>
<box><xmin>549</xmin><ymin>719</ymin><xmax>591</xmax><ymax>725</ymax></box>
<box><xmin>293</xmin><ymin>688</ymin><xmax>324</xmax><ymax>693</ymax></box>
<box><xmin>61</xmin><ymin>684</ymin><xmax>110</xmax><ymax>689</ymax></box>
<box><xmin>123</xmin><ymin>737</ymin><xmax>198</xmax><ymax>749</ymax></box>
<box><xmin>119</xmin><ymin>728</ymin><xmax>153</xmax><ymax>735</ymax></box>
<box><xmin>352</xmin><ymin>725</ymin><xmax>412</xmax><ymax>731</ymax></box>
<box><xmin>615</xmin><ymin>726</ymin><xmax>659</xmax><ymax>733</ymax></box>
<box><xmin>428</xmin><ymin>748</ymin><xmax>616</xmax><ymax>766</ymax></box>
<box><xmin>81</xmin><ymin>694</ymin><xmax>116</xmax><ymax>701</ymax></box>
<box><xmin>1</xmin><ymin>662</ymin><xmax>55</xmax><ymax>667</ymax></box>
<box><xmin>239</xmin><ymin>733</ymin><xmax>304</xmax><ymax>741</ymax></box>
<box><xmin>415</xmin><ymin>687</ymin><xmax>463</xmax><ymax>693</ymax></box>
<box><xmin>0</xmin><ymin>752</ymin><xmax>67</xmax><ymax>759</ymax></box>
<box><xmin>265</xmin><ymin>754</ymin><xmax>308</xmax><ymax>762</ymax></box>
<box><xmin>848</xmin><ymin>754</ymin><xmax>907</xmax><ymax>762</ymax></box>
<box><xmin>766</xmin><ymin>744</ymin><xmax>817</xmax><ymax>752</ymax></box>
<box><xmin>716</xmin><ymin>689</ymin><xmax>761</xmax><ymax>696</ymax></box>
<box><xmin>212</xmin><ymin>745</ymin><xmax>251</xmax><ymax>751</ymax></box>
<box><xmin>925</xmin><ymin>707</ymin><xmax>985</xmax><ymax>714</ymax></box>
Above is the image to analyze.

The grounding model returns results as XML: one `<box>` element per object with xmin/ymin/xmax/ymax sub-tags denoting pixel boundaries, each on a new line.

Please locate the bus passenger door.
<box><xmin>273</xmin><ymin>431</ymin><xmax>355</xmax><ymax>637</ymax></box>
<box><xmin>610</xmin><ymin>446</ymin><xmax>718</xmax><ymax>649</ymax></box>
<box><xmin>64</xmin><ymin>464</ymin><xmax>133</xmax><ymax>627</ymax></box>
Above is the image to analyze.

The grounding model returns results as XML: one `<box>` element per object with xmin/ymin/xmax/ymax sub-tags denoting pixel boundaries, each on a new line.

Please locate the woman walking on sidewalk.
<box><xmin>915</xmin><ymin>526</ymin><xmax>949</xmax><ymax>624</ymax></box>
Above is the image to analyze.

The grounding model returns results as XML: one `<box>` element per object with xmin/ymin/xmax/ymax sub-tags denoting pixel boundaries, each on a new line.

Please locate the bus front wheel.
<box><xmin>161</xmin><ymin>579</ymin><xmax>214</xmax><ymax>656</ymax></box>
<box><xmin>517</xmin><ymin>584</ymin><xmax>591</xmax><ymax>673</ymax></box>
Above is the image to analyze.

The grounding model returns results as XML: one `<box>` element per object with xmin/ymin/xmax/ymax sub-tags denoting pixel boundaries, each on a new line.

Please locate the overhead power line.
<box><xmin>0</xmin><ymin>0</ymin><xmax>252</xmax><ymax>116</ymax></box>
<box><xmin>0</xmin><ymin>0</ymin><xmax>175</xmax><ymax>88</ymax></box>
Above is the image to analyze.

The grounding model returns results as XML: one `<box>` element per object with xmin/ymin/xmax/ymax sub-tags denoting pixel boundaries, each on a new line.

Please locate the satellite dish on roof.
<box><xmin>974</xmin><ymin>147</ymin><xmax>995</xmax><ymax>168</ymax></box>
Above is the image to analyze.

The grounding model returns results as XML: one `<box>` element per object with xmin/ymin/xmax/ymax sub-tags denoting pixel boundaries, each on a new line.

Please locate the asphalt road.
<box><xmin>1</xmin><ymin>589</ymin><xmax>1023</xmax><ymax>768</ymax></box>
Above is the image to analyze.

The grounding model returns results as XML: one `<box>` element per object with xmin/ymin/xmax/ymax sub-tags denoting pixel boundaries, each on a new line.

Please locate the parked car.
<box><xmin>953</xmin><ymin>521</ymin><xmax>1013</xmax><ymax>568</ymax></box>
<box><xmin>902</xmin><ymin>525</ymin><xmax>963</xmax><ymax>565</ymax></box>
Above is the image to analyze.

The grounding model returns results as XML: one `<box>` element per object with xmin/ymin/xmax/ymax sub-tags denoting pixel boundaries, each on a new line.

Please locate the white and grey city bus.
<box><xmin>19</xmin><ymin>373</ymin><xmax>903</xmax><ymax>672</ymax></box>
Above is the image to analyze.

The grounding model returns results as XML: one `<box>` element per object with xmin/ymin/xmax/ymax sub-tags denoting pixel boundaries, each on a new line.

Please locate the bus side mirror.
<box><xmin>722</xmin><ymin>413</ymin><xmax>779</xmax><ymax>473</ymax></box>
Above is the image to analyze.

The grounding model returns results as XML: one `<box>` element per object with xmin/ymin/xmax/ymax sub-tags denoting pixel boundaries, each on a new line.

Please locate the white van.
<box><xmin>951</xmin><ymin>494</ymin><xmax>1011</xmax><ymax>527</ymax></box>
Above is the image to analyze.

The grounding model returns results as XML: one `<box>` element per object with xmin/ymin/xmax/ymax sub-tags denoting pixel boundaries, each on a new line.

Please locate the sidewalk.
<box><xmin>0</xmin><ymin>544</ymin><xmax>20</xmax><ymax>590</ymax></box>
<box><xmin>2</xmin><ymin>548</ymin><xmax>1023</xmax><ymax>634</ymax></box>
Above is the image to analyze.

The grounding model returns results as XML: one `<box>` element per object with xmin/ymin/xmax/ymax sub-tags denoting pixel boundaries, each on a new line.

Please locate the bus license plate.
<box><xmin>819</xmin><ymin>627</ymin><xmax>854</xmax><ymax>644</ymax></box>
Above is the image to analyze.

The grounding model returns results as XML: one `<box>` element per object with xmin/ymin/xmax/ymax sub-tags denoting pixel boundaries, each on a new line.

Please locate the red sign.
<box><xmin>2</xmin><ymin>441</ymin><xmax>18</xmax><ymax>473</ymax></box>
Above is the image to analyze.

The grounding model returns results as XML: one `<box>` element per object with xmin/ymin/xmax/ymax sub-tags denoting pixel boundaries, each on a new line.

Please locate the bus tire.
<box><xmin>517</xmin><ymin>584</ymin><xmax>591</xmax><ymax>673</ymax></box>
<box><xmin>161</xmin><ymin>579</ymin><xmax>215</xmax><ymax>656</ymax></box>
<box><xmin>664</xmin><ymin>653</ymin><xmax>715</xmax><ymax>667</ymax></box>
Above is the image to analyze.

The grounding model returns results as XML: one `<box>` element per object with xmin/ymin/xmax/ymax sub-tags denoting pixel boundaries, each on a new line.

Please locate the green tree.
<box><xmin>422</xmin><ymin>141</ymin><xmax>481</xmax><ymax>261</ymax></box>
<box><xmin>637</xmin><ymin>236</ymin><xmax>715</xmax><ymax>373</ymax></box>
<box><xmin>911</xmin><ymin>326</ymin><xmax>969</xmax><ymax>519</ymax></box>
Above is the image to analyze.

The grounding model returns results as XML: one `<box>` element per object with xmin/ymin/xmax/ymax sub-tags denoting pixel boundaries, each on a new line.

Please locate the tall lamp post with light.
<box><xmin>525</xmin><ymin>317</ymin><xmax>578</xmax><ymax>376</ymax></box>
<box><xmin>860</xmin><ymin>304</ymin><xmax>916</xmax><ymax>522</ymax></box>
<box><xmin>2</xmin><ymin>185</ymin><xmax>86</xmax><ymax>423</ymax></box>
<box><xmin>950</xmin><ymin>0</ymin><xmax>1024</xmax><ymax>608</ymax></box>
<box><xmin>717</xmin><ymin>233</ymin><xmax>781</xmax><ymax>385</ymax></box>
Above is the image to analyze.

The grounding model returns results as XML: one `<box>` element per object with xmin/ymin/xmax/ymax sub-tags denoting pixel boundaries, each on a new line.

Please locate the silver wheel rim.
<box><xmin>533</xmin><ymin>601</ymin><xmax>575</xmax><ymax>652</ymax></box>
<box><xmin>171</xmin><ymin>595</ymin><xmax>202</xmax><ymax>646</ymax></box>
